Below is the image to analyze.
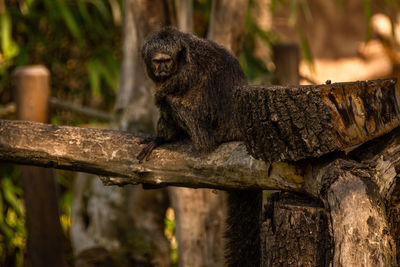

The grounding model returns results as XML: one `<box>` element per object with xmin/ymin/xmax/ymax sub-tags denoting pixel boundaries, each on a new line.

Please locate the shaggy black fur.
<box><xmin>140</xmin><ymin>27</ymin><xmax>261</xmax><ymax>267</ymax></box>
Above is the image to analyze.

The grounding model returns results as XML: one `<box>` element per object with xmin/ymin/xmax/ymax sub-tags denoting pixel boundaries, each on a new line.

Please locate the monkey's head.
<box><xmin>149</xmin><ymin>52</ymin><xmax>177</xmax><ymax>80</ymax></box>
<box><xmin>142</xmin><ymin>27</ymin><xmax>189</xmax><ymax>83</ymax></box>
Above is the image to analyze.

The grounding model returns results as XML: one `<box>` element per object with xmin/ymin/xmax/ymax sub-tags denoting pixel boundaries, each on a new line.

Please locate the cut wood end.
<box><xmin>234</xmin><ymin>78</ymin><xmax>399</xmax><ymax>162</ymax></box>
<box><xmin>13</xmin><ymin>65</ymin><xmax>50</xmax><ymax>77</ymax></box>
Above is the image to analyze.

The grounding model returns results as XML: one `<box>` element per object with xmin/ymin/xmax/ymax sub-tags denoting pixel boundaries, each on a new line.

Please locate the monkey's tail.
<box><xmin>225</xmin><ymin>190</ymin><xmax>263</xmax><ymax>267</ymax></box>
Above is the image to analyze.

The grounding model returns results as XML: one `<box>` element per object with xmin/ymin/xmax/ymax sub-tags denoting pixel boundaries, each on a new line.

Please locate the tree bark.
<box><xmin>2</xmin><ymin>118</ymin><xmax>400</xmax><ymax>192</ymax></box>
<box><xmin>0</xmin><ymin>119</ymin><xmax>294</xmax><ymax>190</ymax></box>
<box><xmin>234</xmin><ymin>78</ymin><xmax>400</xmax><ymax>161</ymax></box>
<box><xmin>262</xmin><ymin>192</ymin><xmax>332</xmax><ymax>266</ymax></box>
<box><xmin>314</xmin><ymin>159</ymin><xmax>396</xmax><ymax>266</ymax></box>
<box><xmin>389</xmin><ymin>204</ymin><xmax>400</xmax><ymax>265</ymax></box>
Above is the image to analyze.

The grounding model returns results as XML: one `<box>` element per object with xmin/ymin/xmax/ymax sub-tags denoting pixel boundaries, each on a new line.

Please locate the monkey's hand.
<box><xmin>137</xmin><ymin>137</ymin><xmax>164</xmax><ymax>163</ymax></box>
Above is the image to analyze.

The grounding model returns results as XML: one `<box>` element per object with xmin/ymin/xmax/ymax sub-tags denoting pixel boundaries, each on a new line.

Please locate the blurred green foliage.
<box><xmin>0</xmin><ymin>166</ymin><xmax>25</xmax><ymax>267</ymax></box>
<box><xmin>0</xmin><ymin>0</ymin><xmax>122</xmax><ymax>117</ymax></box>
<box><xmin>0</xmin><ymin>0</ymin><xmax>122</xmax><ymax>266</ymax></box>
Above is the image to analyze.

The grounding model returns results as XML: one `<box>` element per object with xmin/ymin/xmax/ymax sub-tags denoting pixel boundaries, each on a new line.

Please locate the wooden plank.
<box><xmin>234</xmin><ymin>78</ymin><xmax>400</xmax><ymax>161</ymax></box>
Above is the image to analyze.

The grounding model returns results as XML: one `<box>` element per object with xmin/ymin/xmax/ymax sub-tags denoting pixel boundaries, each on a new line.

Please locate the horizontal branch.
<box><xmin>1</xmin><ymin>119</ymin><xmax>399</xmax><ymax>195</ymax></box>
<box><xmin>0</xmin><ymin>120</ymin><xmax>305</xmax><ymax>191</ymax></box>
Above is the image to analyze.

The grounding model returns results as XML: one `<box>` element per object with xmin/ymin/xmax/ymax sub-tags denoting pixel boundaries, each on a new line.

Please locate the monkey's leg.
<box><xmin>137</xmin><ymin>113</ymin><xmax>183</xmax><ymax>163</ymax></box>
<box><xmin>137</xmin><ymin>137</ymin><xmax>164</xmax><ymax>163</ymax></box>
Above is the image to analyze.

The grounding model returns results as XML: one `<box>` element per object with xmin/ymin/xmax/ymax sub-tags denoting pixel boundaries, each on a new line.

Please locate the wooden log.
<box><xmin>0</xmin><ymin>119</ymin><xmax>305</xmax><ymax>191</ymax></box>
<box><xmin>234</xmin><ymin>78</ymin><xmax>400</xmax><ymax>161</ymax></box>
<box><xmin>261</xmin><ymin>192</ymin><xmax>332</xmax><ymax>266</ymax></box>
<box><xmin>2</xmin><ymin>118</ymin><xmax>400</xmax><ymax>195</ymax></box>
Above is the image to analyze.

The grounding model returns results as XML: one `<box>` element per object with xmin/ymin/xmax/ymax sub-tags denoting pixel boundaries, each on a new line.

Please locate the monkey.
<box><xmin>138</xmin><ymin>27</ymin><xmax>262</xmax><ymax>267</ymax></box>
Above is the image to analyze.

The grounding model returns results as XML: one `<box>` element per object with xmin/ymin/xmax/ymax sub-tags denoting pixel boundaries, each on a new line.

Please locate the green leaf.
<box><xmin>77</xmin><ymin>0</ymin><xmax>91</xmax><ymax>23</ymax></box>
<box><xmin>87</xmin><ymin>59</ymin><xmax>101</xmax><ymax>96</ymax></box>
<box><xmin>0</xmin><ymin>12</ymin><xmax>19</xmax><ymax>61</ymax></box>
<box><xmin>0</xmin><ymin>194</ymin><xmax>3</xmax><ymax>222</ymax></box>
<box><xmin>2</xmin><ymin>178</ymin><xmax>23</xmax><ymax>217</ymax></box>
<box><xmin>300</xmin><ymin>0</ymin><xmax>312</xmax><ymax>22</ymax></box>
<box><xmin>87</xmin><ymin>0</ymin><xmax>111</xmax><ymax>21</ymax></box>
<box><xmin>55</xmin><ymin>0</ymin><xmax>84</xmax><ymax>44</ymax></box>
<box><xmin>108</xmin><ymin>0</ymin><xmax>122</xmax><ymax>25</ymax></box>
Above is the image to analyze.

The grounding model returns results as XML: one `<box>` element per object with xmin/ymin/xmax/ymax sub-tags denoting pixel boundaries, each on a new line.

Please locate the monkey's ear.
<box><xmin>180</xmin><ymin>40</ymin><xmax>192</xmax><ymax>64</ymax></box>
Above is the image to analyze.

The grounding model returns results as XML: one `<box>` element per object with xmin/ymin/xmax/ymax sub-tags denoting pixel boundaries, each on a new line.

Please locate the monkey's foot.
<box><xmin>137</xmin><ymin>137</ymin><xmax>163</xmax><ymax>163</ymax></box>
<box><xmin>138</xmin><ymin>136</ymin><xmax>156</xmax><ymax>145</ymax></box>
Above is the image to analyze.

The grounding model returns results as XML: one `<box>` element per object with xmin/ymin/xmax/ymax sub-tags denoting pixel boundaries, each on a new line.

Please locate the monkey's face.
<box><xmin>150</xmin><ymin>53</ymin><xmax>177</xmax><ymax>80</ymax></box>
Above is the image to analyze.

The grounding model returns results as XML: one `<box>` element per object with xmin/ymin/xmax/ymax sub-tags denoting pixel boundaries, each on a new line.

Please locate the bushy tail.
<box><xmin>225</xmin><ymin>190</ymin><xmax>263</xmax><ymax>267</ymax></box>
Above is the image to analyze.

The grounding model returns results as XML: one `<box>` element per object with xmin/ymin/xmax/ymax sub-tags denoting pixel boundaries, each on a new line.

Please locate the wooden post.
<box><xmin>273</xmin><ymin>43</ymin><xmax>300</xmax><ymax>85</ymax></box>
<box><xmin>13</xmin><ymin>65</ymin><xmax>67</xmax><ymax>267</ymax></box>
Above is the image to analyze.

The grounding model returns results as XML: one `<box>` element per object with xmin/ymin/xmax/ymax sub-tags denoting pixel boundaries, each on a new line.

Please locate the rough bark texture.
<box><xmin>2</xmin><ymin>112</ymin><xmax>400</xmax><ymax>193</ymax></box>
<box><xmin>261</xmin><ymin>192</ymin><xmax>332</xmax><ymax>267</ymax></box>
<box><xmin>234</xmin><ymin>78</ymin><xmax>400</xmax><ymax>162</ymax></box>
<box><xmin>0</xmin><ymin>119</ymin><xmax>295</xmax><ymax>190</ymax></box>
<box><xmin>389</xmin><ymin>204</ymin><xmax>400</xmax><ymax>265</ymax></box>
<box><xmin>314</xmin><ymin>159</ymin><xmax>396</xmax><ymax>266</ymax></box>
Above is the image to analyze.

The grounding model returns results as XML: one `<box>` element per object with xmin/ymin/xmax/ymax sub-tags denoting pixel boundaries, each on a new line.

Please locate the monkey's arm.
<box><xmin>137</xmin><ymin>113</ymin><xmax>183</xmax><ymax>162</ymax></box>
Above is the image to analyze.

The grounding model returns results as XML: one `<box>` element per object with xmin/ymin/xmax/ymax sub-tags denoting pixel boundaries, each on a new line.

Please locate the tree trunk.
<box><xmin>208</xmin><ymin>0</ymin><xmax>249</xmax><ymax>56</ymax></box>
<box><xmin>262</xmin><ymin>192</ymin><xmax>332</xmax><ymax>266</ymax></box>
<box><xmin>169</xmin><ymin>188</ymin><xmax>225</xmax><ymax>266</ymax></box>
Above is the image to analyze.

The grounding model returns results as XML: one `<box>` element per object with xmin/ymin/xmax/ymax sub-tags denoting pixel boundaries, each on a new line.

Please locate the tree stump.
<box><xmin>234</xmin><ymin>78</ymin><xmax>400</xmax><ymax>161</ymax></box>
<box><xmin>261</xmin><ymin>192</ymin><xmax>332</xmax><ymax>267</ymax></box>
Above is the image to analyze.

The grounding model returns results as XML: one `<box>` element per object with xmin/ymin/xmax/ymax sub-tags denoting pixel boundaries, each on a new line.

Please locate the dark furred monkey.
<box><xmin>138</xmin><ymin>27</ymin><xmax>262</xmax><ymax>267</ymax></box>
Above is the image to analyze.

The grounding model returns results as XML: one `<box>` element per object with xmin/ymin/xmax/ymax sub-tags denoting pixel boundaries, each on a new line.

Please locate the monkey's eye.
<box><xmin>153</xmin><ymin>59</ymin><xmax>172</xmax><ymax>64</ymax></box>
